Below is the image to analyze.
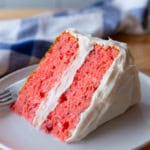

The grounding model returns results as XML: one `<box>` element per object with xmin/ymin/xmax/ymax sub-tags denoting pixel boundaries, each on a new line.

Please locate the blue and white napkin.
<box><xmin>0</xmin><ymin>0</ymin><xmax>149</xmax><ymax>77</ymax></box>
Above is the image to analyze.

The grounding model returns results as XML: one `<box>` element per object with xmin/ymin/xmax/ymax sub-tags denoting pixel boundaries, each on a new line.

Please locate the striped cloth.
<box><xmin>0</xmin><ymin>0</ymin><xmax>149</xmax><ymax>77</ymax></box>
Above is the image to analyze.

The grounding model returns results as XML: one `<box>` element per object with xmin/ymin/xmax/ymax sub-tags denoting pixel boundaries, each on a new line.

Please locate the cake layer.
<box><xmin>41</xmin><ymin>44</ymin><xmax>119</xmax><ymax>141</ymax></box>
<box><xmin>12</xmin><ymin>32</ymin><xmax>79</xmax><ymax>123</ymax></box>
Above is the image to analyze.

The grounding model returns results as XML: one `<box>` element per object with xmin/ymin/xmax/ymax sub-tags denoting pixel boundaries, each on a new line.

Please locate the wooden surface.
<box><xmin>0</xmin><ymin>9</ymin><xmax>149</xmax><ymax>76</ymax></box>
<box><xmin>111</xmin><ymin>33</ymin><xmax>150</xmax><ymax>76</ymax></box>
<box><xmin>0</xmin><ymin>10</ymin><xmax>50</xmax><ymax>19</ymax></box>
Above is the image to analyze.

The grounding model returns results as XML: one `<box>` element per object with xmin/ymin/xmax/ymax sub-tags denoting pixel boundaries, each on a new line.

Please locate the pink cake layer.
<box><xmin>12</xmin><ymin>32</ymin><xmax>79</xmax><ymax>123</ymax></box>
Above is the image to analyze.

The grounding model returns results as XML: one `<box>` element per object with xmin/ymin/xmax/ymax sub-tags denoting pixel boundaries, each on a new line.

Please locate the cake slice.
<box><xmin>12</xmin><ymin>29</ymin><xmax>140</xmax><ymax>143</ymax></box>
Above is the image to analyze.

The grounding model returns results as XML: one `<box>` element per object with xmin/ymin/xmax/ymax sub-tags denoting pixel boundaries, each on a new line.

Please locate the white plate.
<box><xmin>0</xmin><ymin>66</ymin><xmax>150</xmax><ymax>150</ymax></box>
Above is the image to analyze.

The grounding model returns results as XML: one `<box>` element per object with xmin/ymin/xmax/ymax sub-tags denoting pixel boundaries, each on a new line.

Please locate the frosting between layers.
<box><xmin>66</xmin><ymin>32</ymin><xmax>140</xmax><ymax>142</ymax></box>
<box><xmin>32</xmin><ymin>29</ymin><xmax>140</xmax><ymax>142</ymax></box>
<box><xmin>33</xmin><ymin>30</ymin><xmax>94</xmax><ymax>128</ymax></box>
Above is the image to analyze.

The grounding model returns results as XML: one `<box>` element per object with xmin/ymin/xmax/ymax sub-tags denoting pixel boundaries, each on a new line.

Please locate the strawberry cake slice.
<box><xmin>12</xmin><ymin>29</ymin><xmax>140</xmax><ymax>143</ymax></box>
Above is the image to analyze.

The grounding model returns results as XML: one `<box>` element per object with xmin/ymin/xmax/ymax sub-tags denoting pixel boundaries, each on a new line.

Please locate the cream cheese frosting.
<box><xmin>32</xmin><ymin>29</ymin><xmax>140</xmax><ymax>142</ymax></box>
<box><xmin>66</xmin><ymin>37</ymin><xmax>140</xmax><ymax>142</ymax></box>
<box><xmin>66</xmin><ymin>29</ymin><xmax>140</xmax><ymax>142</ymax></box>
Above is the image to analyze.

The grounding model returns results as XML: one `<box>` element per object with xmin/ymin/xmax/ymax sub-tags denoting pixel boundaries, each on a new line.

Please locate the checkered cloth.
<box><xmin>0</xmin><ymin>0</ymin><xmax>149</xmax><ymax>77</ymax></box>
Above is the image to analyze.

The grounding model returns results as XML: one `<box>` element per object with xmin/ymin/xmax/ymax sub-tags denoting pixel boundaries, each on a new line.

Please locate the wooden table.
<box><xmin>112</xmin><ymin>34</ymin><xmax>150</xmax><ymax>76</ymax></box>
<box><xmin>0</xmin><ymin>10</ymin><xmax>149</xmax><ymax>76</ymax></box>
<box><xmin>0</xmin><ymin>10</ymin><xmax>150</xmax><ymax>150</ymax></box>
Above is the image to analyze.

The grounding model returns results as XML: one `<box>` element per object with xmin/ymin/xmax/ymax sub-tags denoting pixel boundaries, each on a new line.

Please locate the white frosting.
<box><xmin>66</xmin><ymin>31</ymin><xmax>140</xmax><ymax>142</ymax></box>
<box><xmin>32</xmin><ymin>29</ymin><xmax>140</xmax><ymax>142</ymax></box>
<box><xmin>33</xmin><ymin>29</ymin><xmax>94</xmax><ymax>127</ymax></box>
